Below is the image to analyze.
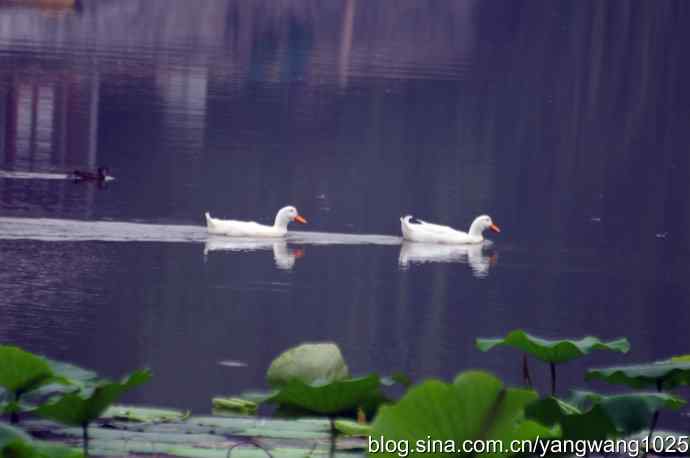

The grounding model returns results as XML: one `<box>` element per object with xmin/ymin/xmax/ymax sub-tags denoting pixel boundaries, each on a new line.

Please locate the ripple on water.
<box><xmin>0</xmin><ymin>216</ymin><xmax>402</xmax><ymax>245</ymax></box>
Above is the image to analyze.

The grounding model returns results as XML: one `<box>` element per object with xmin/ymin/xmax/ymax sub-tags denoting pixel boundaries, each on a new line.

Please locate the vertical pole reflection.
<box><xmin>87</xmin><ymin>69</ymin><xmax>100</xmax><ymax>168</ymax></box>
<box><xmin>338</xmin><ymin>0</ymin><xmax>356</xmax><ymax>88</ymax></box>
<box><xmin>4</xmin><ymin>76</ymin><xmax>18</xmax><ymax>162</ymax></box>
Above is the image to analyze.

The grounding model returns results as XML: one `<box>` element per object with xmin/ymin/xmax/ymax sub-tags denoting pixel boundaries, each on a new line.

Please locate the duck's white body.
<box><xmin>205</xmin><ymin>206</ymin><xmax>306</xmax><ymax>238</ymax></box>
<box><xmin>400</xmin><ymin>214</ymin><xmax>500</xmax><ymax>245</ymax></box>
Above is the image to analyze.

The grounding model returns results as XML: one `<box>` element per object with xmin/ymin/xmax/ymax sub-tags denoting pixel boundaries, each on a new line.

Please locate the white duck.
<box><xmin>400</xmin><ymin>214</ymin><xmax>500</xmax><ymax>244</ymax></box>
<box><xmin>205</xmin><ymin>206</ymin><xmax>307</xmax><ymax>237</ymax></box>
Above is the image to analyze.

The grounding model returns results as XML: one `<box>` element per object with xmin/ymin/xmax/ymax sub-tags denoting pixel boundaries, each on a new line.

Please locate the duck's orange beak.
<box><xmin>294</xmin><ymin>215</ymin><xmax>307</xmax><ymax>224</ymax></box>
<box><xmin>490</xmin><ymin>223</ymin><xmax>501</xmax><ymax>233</ymax></box>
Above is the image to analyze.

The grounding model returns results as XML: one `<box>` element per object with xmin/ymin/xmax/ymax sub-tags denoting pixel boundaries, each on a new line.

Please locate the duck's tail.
<box><xmin>400</xmin><ymin>215</ymin><xmax>413</xmax><ymax>239</ymax></box>
<box><xmin>205</xmin><ymin>212</ymin><xmax>213</xmax><ymax>227</ymax></box>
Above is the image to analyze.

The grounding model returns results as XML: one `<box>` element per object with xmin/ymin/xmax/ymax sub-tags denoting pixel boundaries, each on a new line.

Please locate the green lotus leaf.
<box><xmin>211</xmin><ymin>397</ymin><xmax>257</xmax><ymax>415</ymax></box>
<box><xmin>334</xmin><ymin>419</ymin><xmax>372</xmax><ymax>437</ymax></box>
<box><xmin>266</xmin><ymin>342</ymin><xmax>349</xmax><ymax>387</ymax></box>
<box><xmin>102</xmin><ymin>405</ymin><xmax>190</xmax><ymax>422</ymax></box>
<box><xmin>45</xmin><ymin>360</ymin><xmax>99</xmax><ymax>388</ymax></box>
<box><xmin>0</xmin><ymin>422</ymin><xmax>83</xmax><ymax>458</ymax></box>
<box><xmin>0</xmin><ymin>346</ymin><xmax>54</xmax><ymax>397</ymax></box>
<box><xmin>585</xmin><ymin>360</ymin><xmax>690</xmax><ymax>389</ymax></box>
<box><xmin>370</xmin><ymin>371</ymin><xmax>554</xmax><ymax>458</ymax></box>
<box><xmin>381</xmin><ymin>372</ymin><xmax>412</xmax><ymax>388</ymax></box>
<box><xmin>526</xmin><ymin>397</ymin><xmax>614</xmax><ymax>440</ymax></box>
<box><xmin>476</xmin><ymin>330</ymin><xmax>630</xmax><ymax>363</ymax></box>
<box><xmin>261</xmin><ymin>374</ymin><xmax>384</xmax><ymax>415</ymax></box>
<box><xmin>36</xmin><ymin>369</ymin><xmax>151</xmax><ymax>427</ymax></box>
<box><xmin>670</xmin><ymin>355</ymin><xmax>690</xmax><ymax>362</ymax></box>
<box><xmin>23</xmin><ymin>360</ymin><xmax>101</xmax><ymax>406</ymax></box>
<box><xmin>526</xmin><ymin>392</ymin><xmax>684</xmax><ymax>440</ymax></box>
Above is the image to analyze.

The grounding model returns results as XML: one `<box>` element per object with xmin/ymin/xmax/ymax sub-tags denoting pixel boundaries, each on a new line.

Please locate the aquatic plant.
<box><xmin>249</xmin><ymin>373</ymin><xmax>387</xmax><ymax>416</ymax></box>
<box><xmin>19</xmin><ymin>415</ymin><xmax>346</xmax><ymax>457</ymax></box>
<box><xmin>102</xmin><ymin>405</ymin><xmax>189</xmax><ymax>423</ymax></box>
<box><xmin>369</xmin><ymin>371</ymin><xmax>553</xmax><ymax>458</ymax></box>
<box><xmin>211</xmin><ymin>397</ymin><xmax>257</xmax><ymax>415</ymax></box>
<box><xmin>36</xmin><ymin>370</ymin><xmax>151</xmax><ymax>457</ymax></box>
<box><xmin>0</xmin><ymin>422</ymin><xmax>82</xmax><ymax>458</ymax></box>
<box><xmin>266</xmin><ymin>342</ymin><xmax>349</xmax><ymax>386</ymax></box>
<box><xmin>0</xmin><ymin>346</ymin><xmax>57</xmax><ymax>424</ymax></box>
<box><xmin>228</xmin><ymin>342</ymin><xmax>402</xmax><ymax>419</ymax></box>
<box><xmin>0</xmin><ymin>346</ymin><xmax>119</xmax><ymax>425</ymax></box>
<box><xmin>525</xmin><ymin>391</ymin><xmax>684</xmax><ymax>440</ymax></box>
<box><xmin>586</xmin><ymin>358</ymin><xmax>690</xmax><ymax>443</ymax></box>
<box><xmin>476</xmin><ymin>330</ymin><xmax>630</xmax><ymax>394</ymax></box>
<box><xmin>333</xmin><ymin>418</ymin><xmax>372</xmax><ymax>437</ymax></box>
<box><xmin>586</xmin><ymin>359</ymin><xmax>690</xmax><ymax>390</ymax></box>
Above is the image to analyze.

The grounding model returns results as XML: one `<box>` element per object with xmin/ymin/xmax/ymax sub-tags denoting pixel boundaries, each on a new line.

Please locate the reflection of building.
<box><xmin>0</xmin><ymin>0</ymin><xmax>81</xmax><ymax>14</ymax></box>
<box><xmin>155</xmin><ymin>66</ymin><xmax>208</xmax><ymax>155</ymax></box>
<box><xmin>1</xmin><ymin>71</ymin><xmax>100</xmax><ymax>170</ymax></box>
<box><xmin>0</xmin><ymin>0</ymin><xmax>477</xmax><ymax>87</ymax></box>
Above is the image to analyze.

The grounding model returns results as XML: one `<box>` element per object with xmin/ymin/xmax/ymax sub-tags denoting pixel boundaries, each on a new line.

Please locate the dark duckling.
<box><xmin>72</xmin><ymin>167</ymin><xmax>111</xmax><ymax>182</ymax></box>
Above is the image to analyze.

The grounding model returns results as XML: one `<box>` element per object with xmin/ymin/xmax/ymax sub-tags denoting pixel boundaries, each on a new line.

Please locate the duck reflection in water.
<box><xmin>398</xmin><ymin>241</ymin><xmax>497</xmax><ymax>278</ymax></box>
<box><xmin>203</xmin><ymin>237</ymin><xmax>304</xmax><ymax>270</ymax></box>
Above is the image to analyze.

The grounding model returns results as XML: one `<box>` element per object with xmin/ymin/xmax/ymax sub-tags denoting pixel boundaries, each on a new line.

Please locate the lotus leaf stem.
<box><xmin>522</xmin><ymin>354</ymin><xmax>533</xmax><ymax>388</ymax></box>
<box><xmin>226</xmin><ymin>439</ymin><xmax>273</xmax><ymax>458</ymax></box>
<box><xmin>10</xmin><ymin>392</ymin><xmax>19</xmax><ymax>424</ymax></box>
<box><xmin>82</xmin><ymin>423</ymin><xmax>89</xmax><ymax>458</ymax></box>
<box><xmin>643</xmin><ymin>378</ymin><xmax>665</xmax><ymax>458</ymax></box>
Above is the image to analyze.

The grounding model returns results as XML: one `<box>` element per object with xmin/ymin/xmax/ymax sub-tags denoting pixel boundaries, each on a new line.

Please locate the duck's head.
<box><xmin>469</xmin><ymin>215</ymin><xmax>500</xmax><ymax>237</ymax></box>
<box><xmin>275</xmin><ymin>206</ymin><xmax>308</xmax><ymax>227</ymax></box>
<box><xmin>97</xmin><ymin>167</ymin><xmax>109</xmax><ymax>179</ymax></box>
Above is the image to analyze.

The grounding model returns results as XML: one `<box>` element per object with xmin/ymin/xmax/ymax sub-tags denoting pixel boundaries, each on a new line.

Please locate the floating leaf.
<box><xmin>586</xmin><ymin>360</ymin><xmax>690</xmax><ymax>390</ymax></box>
<box><xmin>334</xmin><ymin>419</ymin><xmax>372</xmax><ymax>437</ymax></box>
<box><xmin>670</xmin><ymin>355</ymin><xmax>690</xmax><ymax>363</ymax></box>
<box><xmin>36</xmin><ymin>370</ymin><xmax>151</xmax><ymax>427</ymax></box>
<box><xmin>370</xmin><ymin>371</ymin><xmax>554</xmax><ymax>458</ymax></box>
<box><xmin>22</xmin><ymin>416</ymin><xmax>354</xmax><ymax>455</ymax></box>
<box><xmin>211</xmin><ymin>397</ymin><xmax>257</xmax><ymax>415</ymax></box>
<box><xmin>266</xmin><ymin>342</ymin><xmax>349</xmax><ymax>387</ymax></box>
<box><xmin>102</xmin><ymin>405</ymin><xmax>190</xmax><ymax>423</ymax></box>
<box><xmin>476</xmin><ymin>330</ymin><xmax>630</xmax><ymax>363</ymax></box>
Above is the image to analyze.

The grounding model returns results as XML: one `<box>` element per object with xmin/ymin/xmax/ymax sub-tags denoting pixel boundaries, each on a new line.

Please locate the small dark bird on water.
<box><xmin>71</xmin><ymin>167</ymin><xmax>112</xmax><ymax>182</ymax></box>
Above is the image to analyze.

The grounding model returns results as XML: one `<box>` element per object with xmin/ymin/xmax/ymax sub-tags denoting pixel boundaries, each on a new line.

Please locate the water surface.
<box><xmin>1</xmin><ymin>0</ymin><xmax>689</xmax><ymax>424</ymax></box>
